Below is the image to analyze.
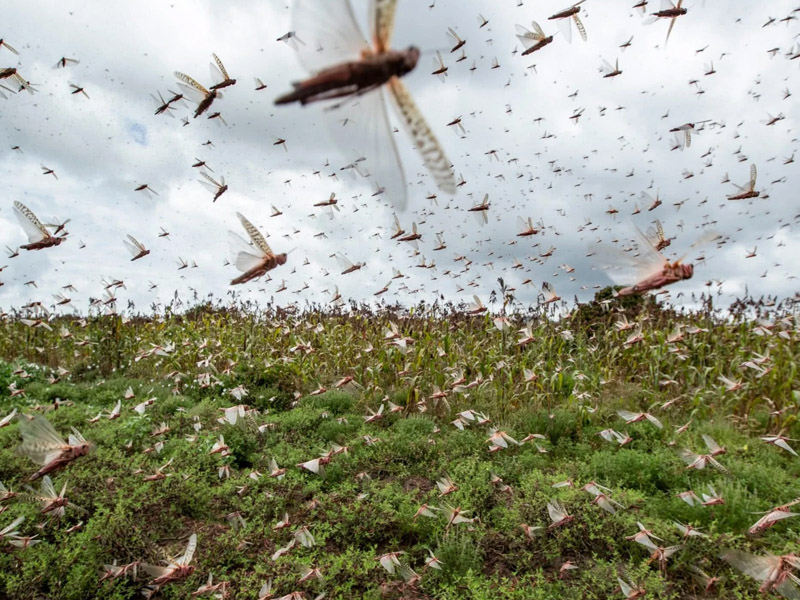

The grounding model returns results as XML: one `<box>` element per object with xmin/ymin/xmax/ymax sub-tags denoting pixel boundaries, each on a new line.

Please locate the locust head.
<box><xmin>402</xmin><ymin>47</ymin><xmax>420</xmax><ymax>73</ymax></box>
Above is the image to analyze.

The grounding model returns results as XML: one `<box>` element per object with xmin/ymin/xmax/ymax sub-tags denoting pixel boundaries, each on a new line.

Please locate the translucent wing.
<box><xmin>18</xmin><ymin>415</ymin><xmax>69</xmax><ymax>465</ymax></box>
<box><xmin>291</xmin><ymin>0</ymin><xmax>368</xmax><ymax>73</ymax></box>
<box><xmin>124</xmin><ymin>236</ymin><xmax>143</xmax><ymax>257</ymax></box>
<box><xmin>674</xmin><ymin>230</ymin><xmax>721</xmax><ymax>264</ymax></box>
<box><xmin>335</xmin><ymin>253</ymin><xmax>355</xmax><ymax>272</ymax></box>
<box><xmin>174</xmin><ymin>71</ymin><xmax>208</xmax><ymax>94</ymax></box>
<box><xmin>749</xmin><ymin>163</ymin><xmax>757</xmax><ymax>189</ymax></box>
<box><xmin>13</xmin><ymin>201</ymin><xmax>50</xmax><ymax>243</ymax></box>
<box><xmin>177</xmin><ymin>533</ymin><xmax>197</xmax><ymax>566</ymax></box>
<box><xmin>199</xmin><ymin>172</ymin><xmax>223</xmax><ymax>193</ymax></box>
<box><xmin>174</xmin><ymin>72</ymin><xmax>209</xmax><ymax>104</ymax></box>
<box><xmin>212</xmin><ymin>53</ymin><xmax>229</xmax><ymax>80</ymax></box>
<box><xmin>547</xmin><ymin>500</ymin><xmax>566</xmax><ymax>522</ymax></box>
<box><xmin>630</xmin><ymin>224</ymin><xmax>670</xmax><ymax>276</ymax></box>
<box><xmin>515</xmin><ymin>25</ymin><xmax>538</xmax><ymax>49</ymax></box>
<box><xmin>555</xmin><ymin>17</ymin><xmax>573</xmax><ymax>44</ymax></box>
<box><xmin>371</xmin><ymin>0</ymin><xmax>398</xmax><ymax>52</ymax></box>
<box><xmin>141</xmin><ymin>564</ymin><xmax>170</xmax><ymax>578</ymax></box>
<box><xmin>776</xmin><ymin>578</ymin><xmax>800</xmax><ymax>600</ymax></box>
<box><xmin>68</xmin><ymin>428</ymin><xmax>86</xmax><ymax>445</ymax></box>
<box><xmin>594</xmin><ymin>235</ymin><xmax>667</xmax><ymax>287</ymax></box>
<box><xmin>617</xmin><ymin>578</ymin><xmax>633</xmax><ymax>597</ymax></box>
<box><xmin>236</xmin><ymin>212</ymin><xmax>273</xmax><ymax>256</ymax></box>
<box><xmin>702</xmin><ymin>434</ymin><xmax>722</xmax><ymax>454</ymax></box>
<box><xmin>228</xmin><ymin>231</ymin><xmax>267</xmax><ymax>273</ymax></box>
<box><xmin>721</xmin><ymin>550</ymin><xmax>778</xmax><ymax>582</ymax></box>
<box><xmin>0</xmin><ymin>516</ymin><xmax>24</xmax><ymax>536</ymax></box>
<box><xmin>327</xmin><ymin>88</ymin><xmax>408</xmax><ymax>210</ymax></box>
<box><xmin>40</xmin><ymin>475</ymin><xmax>57</xmax><ymax>499</ymax></box>
<box><xmin>388</xmin><ymin>78</ymin><xmax>456</xmax><ymax>195</ymax></box>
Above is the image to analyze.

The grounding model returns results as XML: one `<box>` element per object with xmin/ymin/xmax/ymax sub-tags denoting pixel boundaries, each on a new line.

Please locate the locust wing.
<box><xmin>174</xmin><ymin>72</ymin><xmax>209</xmax><ymax>104</ymax></box>
<box><xmin>388</xmin><ymin>78</ymin><xmax>456</xmax><ymax>196</ymax></box>
<box><xmin>210</xmin><ymin>53</ymin><xmax>230</xmax><ymax>84</ymax></box>
<box><xmin>291</xmin><ymin>0</ymin><xmax>368</xmax><ymax>73</ymax></box>
<box><xmin>17</xmin><ymin>415</ymin><xmax>69</xmax><ymax>466</ymax></box>
<box><xmin>236</xmin><ymin>212</ymin><xmax>273</xmax><ymax>256</ymax></box>
<box><xmin>228</xmin><ymin>231</ymin><xmax>267</xmax><ymax>273</ymax></box>
<box><xmin>371</xmin><ymin>0</ymin><xmax>398</xmax><ymax>52</ymax></box>
<box><xmin>13</xmin><ymin>202</ymin><xmax>51</xmax><ymax>244</ymax></box>
<box><xmin>177</xmin><ymin>533</ymin><xmax>197</xmax><ymax>566</ymax></box>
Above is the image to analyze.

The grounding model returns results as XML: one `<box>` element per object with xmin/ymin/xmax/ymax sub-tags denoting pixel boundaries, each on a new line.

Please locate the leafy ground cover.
<box><xmin>0</xmin><ymin>293</ymin><xmax>798</xmax><ymax>599</ymax></box>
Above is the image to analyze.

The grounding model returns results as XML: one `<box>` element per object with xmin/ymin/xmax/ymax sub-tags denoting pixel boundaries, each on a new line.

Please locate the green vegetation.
<box><xmin>0</xmin><ymin>292</ymin><xmax>798</xmax><ymax>599</ymax></box>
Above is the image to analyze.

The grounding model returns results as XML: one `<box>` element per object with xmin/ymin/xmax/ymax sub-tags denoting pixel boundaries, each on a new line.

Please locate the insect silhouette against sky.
<box><xmin>275</xmin><ymin>0</ymin><xmax>455</xmax><ymax>211</ymax></box>
<box><xmin>13</xmin><ymin>202</ymin><xmax>66</xmax><ymax>251</ymax></box>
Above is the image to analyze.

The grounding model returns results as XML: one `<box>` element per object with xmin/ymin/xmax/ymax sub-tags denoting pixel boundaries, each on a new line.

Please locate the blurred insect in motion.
<box><xmin>721</xmin><ymin>550</ymin><xmax>800</xmax><ymax>598</ymax></box>
<box><xmin>17</xmin><ymin>414</ymin><xmax>91</xmax><ymax>480</ymax></box>
<box><xmin>53</xmin><ymin>57</ymin><xmax>79</xmax><ymax>69</ymax></box>
<box><xmin>228</xmin><ymin>212</ymin><xmax>287</xmax><ymax>285</ymax></box>
<box><xmin>13</xmin><ymin>202</ymin><xmax>66</xmax><ymax>251</ymax></box>
<box><xmin>274</xmin><ymin>0</ymin><xmax>455</xmax><ymax>210</ymax></box>
<box><xmin>600</xmin><ymin>226</ymin><xmax>719</xmax><ymax>296</ymax></box>
<box><xmin>68</xmin><ymin>82</ymin><xmax>89</xmax><ymax>98</ymax></box>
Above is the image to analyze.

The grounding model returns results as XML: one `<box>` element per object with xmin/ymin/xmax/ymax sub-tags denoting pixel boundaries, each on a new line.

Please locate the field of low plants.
<box><xmin>0</xmin><ymin>290</ymin><xmax>798</xmax><ymax>599</ymax></box>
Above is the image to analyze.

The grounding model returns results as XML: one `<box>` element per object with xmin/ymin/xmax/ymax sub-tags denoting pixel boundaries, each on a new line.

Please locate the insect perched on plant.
<box><xmin>13</xmin><ymin>202</ymin><xmax>66</xmax><ymax>251</ymax></box>
<box><xmin>17</xmin><ymin>414</ymin><xmax>92</xmax><ymax>480</ymax></box>
<box><xmin>228</xmin><ymin>212</ymin><xmax>287</xmax><ymax>286</ymax></box>
<box><xmin>274</xmin><ymin>0</ymin><xmax>455</xmax><ymax>210</ymax></box>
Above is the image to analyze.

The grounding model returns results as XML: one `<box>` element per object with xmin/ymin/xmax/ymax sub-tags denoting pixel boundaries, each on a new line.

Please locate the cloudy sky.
<box><xmin>1</xmin><ymin>0</ymin><xmax>798</xmax><ymax>315</ymax></box>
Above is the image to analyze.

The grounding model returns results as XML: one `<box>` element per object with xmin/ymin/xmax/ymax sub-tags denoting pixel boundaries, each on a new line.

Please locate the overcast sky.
<box><xmin>1</xmin><ymin>0</ymin><xmax>798</xmax><ymax>316</ymax></box>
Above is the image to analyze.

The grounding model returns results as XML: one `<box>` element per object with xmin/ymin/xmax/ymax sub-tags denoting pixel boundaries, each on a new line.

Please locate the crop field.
<box><xmin>0</xmin><ymin>293</ymin><xmax>799</xmax><ymax>599</ymax></box>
